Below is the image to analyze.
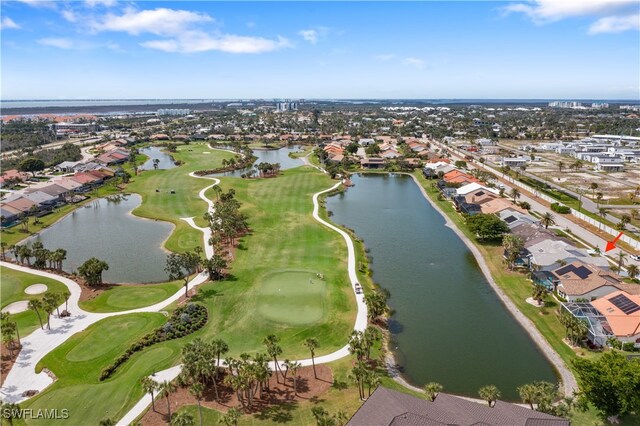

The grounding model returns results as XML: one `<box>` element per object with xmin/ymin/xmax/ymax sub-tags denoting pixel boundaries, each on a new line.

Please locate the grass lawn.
<box><xmin>20</xmin><ymin>313</ymin><xmax>171</xmax><ymax>426</ymax></box>
<box><xmin>78</xmin><ymin>280</ymin><xmax>183</xmax><ymax>313</ymax></box>
<box><xmin>30</xmin><ymin>164</ymin><xmax>357</xmax><ymax>424</ymax></box>
<box><xmin>0</xmin><ymin>266</ymin><xmax>69</xmax><ymax>337</ymax></box>
<box><xmin>126</xmin><ymin>143</ymin><xmax>236</xmax><ymax>253</ymax></box>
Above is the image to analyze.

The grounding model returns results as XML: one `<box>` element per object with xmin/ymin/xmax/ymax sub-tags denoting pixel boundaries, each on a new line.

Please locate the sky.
<box><xmin>1</xmin><ymin>0</ymin><xmax>639</xmax><ymax>100</ymax></box>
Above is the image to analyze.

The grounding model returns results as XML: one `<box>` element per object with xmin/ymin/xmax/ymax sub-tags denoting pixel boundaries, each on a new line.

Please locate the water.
<box><xmin>33</xmin><ymin>194</ymin><xmax>173</xmax><ymax>283</ymax></box>
<box><xmin>214</xmin><ymin>145</ymin><xmax>305</xmax><ymax>177</ymax></box>
<box><xmin>139</xmin><ymin>146</ymin><xmax>177</xmax><ymax>170</ymax></box>
<box><xmin>326</xmin><ymin>173</ymin><xmax>557</xmax><ymax>399</ymax></box>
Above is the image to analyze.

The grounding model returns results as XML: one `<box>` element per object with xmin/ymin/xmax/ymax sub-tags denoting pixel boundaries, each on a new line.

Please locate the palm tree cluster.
<box><xmin>502</xmin><ymin>234</ymin><xmax>524</xmax><ymax>270</ymax></box>
<box><xmin>516</xmin><ymin>381</ymin><xmax>568</xmax><ymax>414</ymax></box>
<box><xmin>254</xmin><ymin>162</ymin><xmax>281</xmax><ymax>178</ymax></box>
<box><xmin>8</xmin><ymin>242</ymin><xmax>67</xmax><ymax>272</ymax></box>
<box><xmin>26</xmin><ymin>290</ymin><xmax>69</xmax><ymax>330</ymax></box>
<box><xmin>348</xmin><ymin>326</ymin><xmax>383</xmax><ymax>400</ymax></box>
<box><xmin>363</xmin><ymin>290</ymin><xmax>389</xmax><ymax>323</ymax></box>
<box><xmin>311</xmin><ymin>406</ymin><xmax>348</xmax><ymax>426</ymax></box>
<box><xmin>77</xmin><ymin>257</ymin><xmax>110</xmax><ymax>287</ymax></box>
<box><xmin>1</xmin><ymin>312</ymin><xmax>21</xmax><ymax>359</ymax></box>
<box><xmin>558</xmin><ymin>309</ymin><xmax>589</xmax><ymax>346</ymax></box>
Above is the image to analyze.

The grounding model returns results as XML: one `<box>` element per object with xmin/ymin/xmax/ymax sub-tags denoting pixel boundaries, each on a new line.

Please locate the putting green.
<box><xmin>257</xmin><ymin>270</ymin><xmax>328</xmax><ymax>325</ymax></box>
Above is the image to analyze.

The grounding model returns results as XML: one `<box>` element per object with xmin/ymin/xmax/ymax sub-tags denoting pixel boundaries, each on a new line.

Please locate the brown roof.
<box><xmin>553</xmin><ymin>261</ymin><xmax>633</xmax><ymax>297</ymax></box>
<box><xmin>347</xmin><ymin>387</ymin><xmax>569</xmax><ymax>426</ymax></box>
<box><xmin>3</xmin><ymin>197</ymin><xmax>37</xmax><ymax>212</ymax></box>
<box><xmin>464</xmin><ymin>189</ymin><xmax>498</xmax><ymax>206</ymax></box>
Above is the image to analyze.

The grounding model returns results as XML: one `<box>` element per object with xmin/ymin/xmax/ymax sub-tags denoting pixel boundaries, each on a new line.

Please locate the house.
<box><xmin>55</xmin><ymin>161</ymin><xmax>83</xmax><ymax>173</ymax></box>
<box><xmin>591</xmin><ymin>291</ymin><xmax>640</xmax><ymax>348</ymax></box>
<box><xmin>442</xmin><ymin>170</ymin><xmax>480</xmax><ymax>186</ymax></box>
<box><xmin>380</xmin><ymin>149</ymin><xmax>401</xmax><ymax>159</ymax></box>
<box><xmin>358</xmin><ymin>138</ymin><xmax>375</xmax><ymax>146</ymax></box>
<box><xmin>347</xmin><ymin>386</ymin><xmax>569</xmax><ymax>426</ymax></box>
<box><xmin>551</xmin><ymin>261</ymin><xmax>640</xmax><ymax>301</ymax></box>
<box><xmin>26</xmin><ymin>184</ymin><xmax>71</xmax><ymax>202</ymax></box>
<box><xmin>0</xmin><ymin>206</ymin><xmax>21</xmax><ymax>225</ymax></box>
<box><xmin>500</xmin><ymin>157</ymin><xmax>528</xmax><ymax>168</ymax></box>
<box><xmin>526</xmin><ymin>239</ymin><xmax>610</xmax><ymax>272</ymax></box>
<box><xmin>0</xmin><ymin>169</ymin><xmax>29</xmax><ymax>187</ymax></box>
<box><xmin>150</xmin><ymin>134</ymin><xmax>170</xmax><ymax>140</ymax></box>
<box><xmin>57</xmin><ymin>177</ymin><xmax>85</xmax><ymax>193</ymax></box>
<box><xmin>453</xmin><ymin>196</ymin><xmax>482</xmax><ymax>215</ymax></box>
<box><xmin>455</xmin><ymin>183</ymin><xmax>498</xmax><ymax>197</ymax></box>
<box><xmin>480</xmin><ymin>198</ymin><xmax>525</xmax><ymax>215</ymax></box>
<box><xmin>361</xmin><ymin>158</ymin><xmax>386</xmax><ymax>169</ymax></box>
<box><xmin>22</xmin><ymin>191</ymin><xmax>58</xmax><ymax>208</ymax></box>
<box><xmin>2</xmin><ymin>195</ymin><xmax>38</xmax><ymax>214</ymax></box>
<box><xmin>498</xmin><ymin>210</ymin><xmax>537</xmax><ymax>229</ymax></box>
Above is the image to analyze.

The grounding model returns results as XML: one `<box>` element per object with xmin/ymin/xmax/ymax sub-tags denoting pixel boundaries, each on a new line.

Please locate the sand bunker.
<box><xmin>1</xmin><ymin>301</ymin><xmax>29</xmax><ymax>314</ymax></box>
<box><xmin>24</xmin><ymin>284</ymin><xmax>48</xmax><ymax>295</ymax></box>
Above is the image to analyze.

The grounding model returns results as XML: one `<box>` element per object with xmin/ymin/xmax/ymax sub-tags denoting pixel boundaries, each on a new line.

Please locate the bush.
<box><xmin>550</xmin><ymin>203</ymin><xmax>571</xmax><ymax>214</ymax></box>
<box><xmin>622</xmin><ymin>342</ymin><xmax>638</xmax><ymax>352</ymax></box>
<box><xmin>99</xmin><ymin>303</ymin><xmax>207</xmax><ymax>380</ymax></box>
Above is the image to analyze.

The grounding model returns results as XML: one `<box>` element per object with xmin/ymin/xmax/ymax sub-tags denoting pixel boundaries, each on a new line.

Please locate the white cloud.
<box><xmin>299</xmin><ymin>29</ymin><xmax>318</xmax><ymax>44</ymax></box>
<box><xmin>85</xmin><ymin>0</ymin><xmax>117</xmax><ymax>7</ymax></box>
<box><xmin>141</xmin><ymin>31</ymin><xmax>291</xmax><ymax>54</ymax></box>
<box><xmin>0</xmin><ymin>17</ymin><xmax>21</xmax><ymax>30</ymax></box>
<box><xmin>375</xmin><ymin>54</ymin><xmax>396</xmax><ymax>61</ymax></box>
<box><xmin>92</xmin><ymin>7</ymin><xmax>214</xmax><ymax>36</ymax></box>
<box><xmin>62</xmin><ymin>9</ymin><xmax>78</xmax><ymax>23</ymax></box>
<box><xmin>298</xmin><ymin>26</ymin><xmax>330</xmax><ymax>44</ymax></box>
<box><xmin>404</xmin><ymin>57</ymin><xmax>425</xmax><ymax>68</ymax></box>
<box><xmin>16</xmin><ymin>0</ymin><xmax>57</xmax><ymax>8</ymax></box>
<box><xmin>589</xmin><ymin>13</ymin><xmax>640</xmax><ymax>33</ymax></box>
<box><xmin>504</xmin><ymin>0</ymin><xmax>639</xmax><ymax>35</ymax></box>
<box><xmin>37</xmin><ymin>37</ymin><xmax>76</xmax><ymax>49</ymax></box>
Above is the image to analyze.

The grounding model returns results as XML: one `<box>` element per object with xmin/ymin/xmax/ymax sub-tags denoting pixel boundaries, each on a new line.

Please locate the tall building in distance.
<box><xmin>157</xmin><ymin>108</ymin><xmax>190</xmax><ymax>116</ymax></box>
<box><xmin>275</xmin><ymin>100</ymin><xmax>298</xmax><ymax>112</ymax></box>
<box><xmin>548</xmin><ymin>101</ymin><xmax>583</xmax><ymax>108</ymax></box>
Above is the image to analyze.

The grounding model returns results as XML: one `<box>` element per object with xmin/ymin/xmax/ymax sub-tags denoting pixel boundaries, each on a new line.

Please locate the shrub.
<box><xmin>622</xmin><ymin>342</ymin><xmax>637</xmax><ymax>352</ymax></box>
<box><xmin>99</xmin><ymin>303</ymin><xmax>207</xmax><ymax>380</ymax></box>
<box><xmin>550</xmin><ymin>203</ymin><xmax>571</xmax><ymax>214</ymax></box>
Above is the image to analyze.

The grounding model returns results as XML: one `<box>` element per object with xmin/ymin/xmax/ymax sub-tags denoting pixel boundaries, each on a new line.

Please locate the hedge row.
<box><xmin>550</xmin><ymin>203</ymin><xmax>571</xmax><ymax>214</ymax></box>
<box><xmin>100</xmin><ymin>303</ymin><xmax>208</xmax><ymax>381</ymax></box>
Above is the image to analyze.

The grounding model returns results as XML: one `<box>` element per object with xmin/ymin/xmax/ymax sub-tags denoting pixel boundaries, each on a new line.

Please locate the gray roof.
<box><xmin>347</xmin><ymin>387</ymin><xmax>570</xmax><ymax>426</ymax></box>
<box><xmin>27</xmin><ymin>184</ymin><xmax>69</xmax><ymax>197</ymax></box>
<box><xmin>23</xmin><ymin>191</ymin><xmax>57</xmax><ymax>205</ymax></box>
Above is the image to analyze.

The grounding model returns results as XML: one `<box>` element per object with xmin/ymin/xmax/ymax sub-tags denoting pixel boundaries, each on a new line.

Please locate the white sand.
<box><xmin>24</xmin><ymin>284</ymin><xmax>48</xmax><ymax>295</ymax></box>
<box><xmin>2</xmin><ymin>301</ymin><xmax>29</xmax><ymax>314</ymax></box>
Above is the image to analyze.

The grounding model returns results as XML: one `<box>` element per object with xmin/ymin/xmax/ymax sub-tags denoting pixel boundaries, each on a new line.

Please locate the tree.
<box><xmin>218</xmin><ymin>408</ymin><xmax>241</xmax><ymax>426</ymax></box>
<box><xmin>263</xmin><ymin>334</ymin><xmax>283</xmax><ymax>382</ymax></box>
<box><xmin>28</xmin><ymin>299</ymin><xmax>44</xmax><ymax>330</ymax></box>
<box><xmin>98</xmin><ymin>419</ymin><xmax>116</xmax><ymax>426</ymax></box>
<box><xmin>171</xmin><ymin>411</ymin><xmax>195</xmax><ymax>426</ymax></box>
<box><xmin>77</xmin><ymin>257</ymin><xmax>109</xmax><ymax>287</ymax></box>
<box><xmin>502</xmin><ymin>234</ymin><xmax>524</xmax><ymax>270</ymax></box>
<box><xmin>42</xmin><ymin>292</ymin><xmax>59</xmax><ymax>330</ymax></box>
<box><xmin>211</xmin><ymin>339</ymin><xmax>229</xmax><ymax>373</ymax></box>
<box><xmin>304</xmin><ymin>337</ymin><xmax>319</xmax><ymax>379</ymax></box>
<box><xmin>203</xmin><ymin>254</ymin><xmax>227</xmax><ymax>281</ymax></box>
<box><xmin>557</xmin><ymin>161</ymin><xmax>564</xmax><ymax>172</ymax></box>
<box><xmin>424</xmin><ymin>382</ymin><xmax>443</xmax><ymax>401</ymax></box>
<box><xmin>364</xmin><ymin>291</ymin><xmax>388</xmax><ymax>321</ymax></box>
<box><xmin>190</xmin><ymin>382</ymin><xmax>204</xmax><ymax>426</ymax></box>
<box><xmin>61</xmin><ymin>289</ymin><xmax>71</xmax><ymax>313</ymax></box>
<box><xmin>590</xmin><ymin>182</ymin><xmax>599</xmax><ymax>198</ymax></box>
<box><xmin>478</xmin><ymin>385</ymin><xmax>501</xmax><ymax>407</ymax></box>
<box><xmin>289</xmin><ymin>361</ymin><xmax>301</xmax><ymax>396</ymax></box>
<box><xmin>141</xmin><ymin>377</ymin><xmax>158</xmax><ymax>412</ymax></box>
<box><xmin>627</xmin><ymin>264</ymin><xmax>639</xmax><ymax>280</ymax></box>
<box><xmin>596</xmin><ymin>192</ymin><xmax>604</xmax><ymax>207</ymax></box>
<box><xmin>510</xmin><ymin>188</ymin><xmax>521</xmax><ymax>203</ymax></box>
<box><xmin>617</xmin><ymin>252</ymin><xmax>627</xmax><ymax>270</ymax></box>
<box><xmin>539</xmin><ymin>212</ymin><xmax>556</xmax><ymax>229</ymax></box>
<box><xmin>18</xmin><ymin>157</ymin><xmax>45</xmax><ymax>177</ymax></box>
<box><xmin>532</xmin><ymin>284</ymin><xmax>546</xmax><ymax>305</ymax></box>
<box><xmin>159</xmin><ymin>380</ymin><xmax>177</xmax><ymax>420</ymax></box>
<box><xmin>165</xmin><ymin>253</ymin><xmax>197</xmax><ymax>298</ymax></box>
<box><xmin>466</xmin><ymin>214</ymin><xmax>510</xmax><ymax>241</ymax></box>
<box><xmin>573</xmin><ymin>351</ymin><xmax>640</xmax><ymax>419</ymax></box>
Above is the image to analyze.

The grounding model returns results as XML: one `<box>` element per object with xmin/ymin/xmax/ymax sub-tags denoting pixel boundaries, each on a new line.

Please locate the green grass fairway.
<box><xmin>22</xmin><ymin>313</ymin><xmax>172</xmax><ymax>426</ymax></box>
<box><xmin>79</xmin><ymin>280</ymin><xmax>182</xmax><ymax>313</ymax></box>
<box><xmin>126</xmin><ymin>143</ymin><xmax>235</xmax><ymax>253</ymax></box>
<box><xmin>258</xmin><ymin>270</ymin><xmax>328</xmax><ymax>325</ymax></box>
<box><xmin>0</xmin><ymin>266</ymin><xmax>68</xmax><ymax>336</ymax></box>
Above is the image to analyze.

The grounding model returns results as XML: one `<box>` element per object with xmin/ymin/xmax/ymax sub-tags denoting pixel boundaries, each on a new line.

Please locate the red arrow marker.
<box><xmin>605</xmin><ymin>232</ymin><xmax>624</xmax><ymax>252</ymax></box>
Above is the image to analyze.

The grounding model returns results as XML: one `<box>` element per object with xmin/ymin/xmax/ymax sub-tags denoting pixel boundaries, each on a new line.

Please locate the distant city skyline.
<box><xmin>1</xmin><ymin>1</ymin><xmax>639</xmax><ymax>100</ymax></box>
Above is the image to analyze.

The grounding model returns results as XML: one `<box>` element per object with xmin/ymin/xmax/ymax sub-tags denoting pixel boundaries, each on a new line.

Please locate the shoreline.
<box><xmin>404</xmin><ymin>172</ymin><xmax>578</xmax><ymax>396</ymax></box>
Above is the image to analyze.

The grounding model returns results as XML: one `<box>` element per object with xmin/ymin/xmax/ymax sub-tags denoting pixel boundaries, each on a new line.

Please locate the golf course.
<box><xmin>4</xmin><ymin>143</ymin><xmax>359</xmax><ymax>425</ymax></box>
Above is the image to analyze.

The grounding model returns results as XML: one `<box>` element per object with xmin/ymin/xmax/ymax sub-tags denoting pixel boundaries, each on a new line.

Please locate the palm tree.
<box><xmin>218</xmin><ymin>408</ymin><xmax>241</xmax><ymax>426</ymax></box>
<box><xmin>98</xmin><ymin>419</ymin><xmax>116</xmax><ymax>426</ymax></box>
<box><xmin>590</xmin><ymin>182</ymin><xmax>598</xmax><ymax>198</ymax></box>
<box><xmin>28</xmin><ymin>299</ymin><xmax>44</xmax><ymax>330</ymax></box>
<box><xmin>141</xmin><ymin>377</ymin><xmax>158</xmax><ymax>412</ymax></box>
<box><xmin>171</xmin><ymin>411</ymin><xmax>195</xmax><ymax>426</ymax></box>
<box><xmin>263</xmin><ymin>334</ymin><xmax>283</xmax><ymax>382</ymax></box>
<box><xmin>510</xmin><ymin>188</ymin><xmax>521</xmax><ymax>203</ymax></box>
<box><xmin>424</xmin><ymin>382</ymin><xmax>443</xmax><ymax>401</ymax></box>
<box><xmin>159</xmin><ymin>380</ymin><xmax>177</xmax><ymax>420</ymax></box>
<box><xmin>617</xmin><ymin>252</ymin><xmax>627</xmax><ymax>270</ymax></box>
<box><xmin>2</xmin><ymin>324</ymin><xmax>16</xmax><ymax>358</ymax></box>
<box><xmin>598</xmin><ymin>207</ymin><xmax>609</xmax><ymax>229</ymax></box>
<box><xmin>304</xmin><ymin>337</ymin><xmax>319</xmax><ymax>379</ymax></box>
<box><xmin>478</xmin><ymin>385</ymin><xmax>501</xmax><ymax>407</ymax></box>
<box><xmin>557</xmin><ymin>161</ymin><xmax>564</xmax><ymax>172</ymax></box>
<box><xmin>517</xmin><ymin>383</ymin><xmax>538</xmax><ymax>409</ymax></box>
<box><xmin>627</xmin><ymin>264</ymin><xmax>639</xmax><ymax>280</ymax></box>
<box><xmin>211</xmin><ymin>339</ymin><xmax>229</xmax><ymax>374</ymax></box>
<box><xmin>289</xmin><ymin>361</ymin><xmax>301</xmax><ymax>396</ymax></box>
<box><xmin>61</xmin><ymin>289</ymin><xmax>71</xmax><ymax>314</ymax></box>
<box><xmin>532</xmin><ymin>284</ymin><xmax>546</xmax><ymax>306</ymax></box>
<box><xmin>539</xmin><ymin>212</ymin><xmax>556</xmax><ymax>229</ymax></box>
<box><xmin>189</xmin><ymin>382</ymin><xmax>204</xmax><ymax>426</ymax></box>
<box><xmin>596</xmin><ymin>192</ymin><xmax>604</xmax><ymax>207</ymax></box>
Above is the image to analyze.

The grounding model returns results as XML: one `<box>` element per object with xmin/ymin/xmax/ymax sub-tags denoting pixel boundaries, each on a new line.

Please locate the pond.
<box><xmin>326</xmin><ymin>173</ymin><xmax>557</xmax><ymax>400</ymax></box>
<box><xmin>32</xmin><ymin>194</ymin><xmax>173</xmax><ymax>284</ymax></box>
<box><xmin>215</xmin><ymin>145</ymin><xmax>304</xmax><ymax>177</ymax></box>
<box><xmin>139</xmin><ymin>146</ymin><xmax>177</xmax><ymax>170</ymax></box>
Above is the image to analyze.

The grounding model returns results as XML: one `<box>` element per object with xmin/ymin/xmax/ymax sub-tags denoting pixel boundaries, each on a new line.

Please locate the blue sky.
<box><xmin>1</xmin><ymin>1</ymin><xmax>639</xmax><ymax>100</ymax></box>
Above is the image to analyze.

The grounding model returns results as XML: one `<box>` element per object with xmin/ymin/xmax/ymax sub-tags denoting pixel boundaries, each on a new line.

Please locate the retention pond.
<box><xmin>326</xmin><ymin>173</ymin><xmax>557</xmax><ymax>400</ymax></box>
<box><xmin>33</xmin><ymin>194</ymin><xmax>173</xmax><ymax>284</ymax></box>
